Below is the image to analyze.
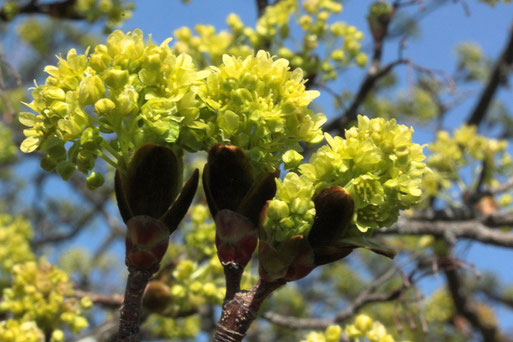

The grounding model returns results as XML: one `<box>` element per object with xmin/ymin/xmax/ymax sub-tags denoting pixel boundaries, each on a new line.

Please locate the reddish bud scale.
<box><xmin>215</xmin><ymin>210</ymin><xmax>258</xmax><ymax>266</ymax></box>
<box><xmin>125</xmin><ymin>216</ymin><xmax>170</xmax><ymax>270</ymax></box>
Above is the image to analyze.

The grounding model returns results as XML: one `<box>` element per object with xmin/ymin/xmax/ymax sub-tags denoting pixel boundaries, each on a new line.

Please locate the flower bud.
<box><xmin>267</xmin><ymin>200</ymin><xmax>289</xmax><ymax>220</ymax></box>
<box><xmin>142</xmin><ymin>281</ymin><xmax>172</xmax><ymax>314</ymax></box>
<box><xmin>227</xmin><ymin>13</ymin><xmax>244</xmax><ymax>32</ymax></box>
<box><xmin>355</xmin><ymin>314</ymin><xmax>373</xmax><ymax>332</ymax></box>
<box><xmin>331</xmin><ymin>49</ymin><xmax>345</xmax><ymax>62</ymax></box>
<box><xmin>56</xmin><ymin>161</ymin><xmax>75</xmax><ymax>180</ymax></box>
<box><xmin>174</xmin><ymin>27</ymin><xmax>191</xmax><ymax>41</ymax></box>
<box><xmin>80</xmin><ymin>127</ymin><xmax>103</xmax><ymax>150</ymax></box>
<box><xmin>43</xmin><ymin>86</ymin><xmax>66</xmax><ymax>101</ymax></box>
<box><xmin>356</xmin><ymin>53</ymin><xmax>368</xmax><ymax>67</ymax></box>
<box><xmin>94</xmin><ymin>98</ymin><xmax>116</xmax><ymax>115</ymax></box>
<box><xmin>78</xmin><ymin>76</ymin><xmax>105</xmax><ymax>106</ymax></box>
<box><xmin>103</xmin><ymin>69</ymin><xmax>129</xmax><ymax>89</ymax></box>
<box><xmin>325</xmin><ymin>325</ymin><xmax>342</xmax><ymax>342</ymax></box>
<box><xmin>76</xmin><ymin>150</ymin><xmax>96</xmax><ymax>173</ymax></box>
<box><xmin>86</xmin><ymin>172</ymin><xmax>104</xmax><ymax>190</ymax></box>
<box><xmin>40</xmin><ymin>155</ymin><xmax>57</xmax><ymax>172</ymax></box>
<box><xmin>90</xmin><ymin>49</ymin><xmax>112</xmax><ymax>72</ymax></box>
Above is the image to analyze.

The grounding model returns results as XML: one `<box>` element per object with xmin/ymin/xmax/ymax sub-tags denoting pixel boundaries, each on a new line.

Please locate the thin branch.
<box><xmin>466</xmin><ymin>19</ymin><xmax>513</xmax><ymax>127</ymax></box>
<box><xmin>380</xmin><ymin>213</ymin><xmax>513</xmax><ymax>248</ymax></box>
<box><xmin>443</xmin><ymin>246</ymin><xmax>502</xmax><ymax>342</ymax></box>
<box><xmin>255</xmin><ymin>0</ymin><xmax>269</xmax><ymax>18</ymax></box>
<box><xmin>0</xmin><ymin>0</ymin><xmax>84</xmax><ymax>21</ymax></box>
<box><xmin>75</xmin><ymin>290</ymin><xmax>123</xmax><ymax>309</ymax></box>
<box><xmin>264</xmin><ymin>263</ymin><xmax>413</xmax><ymax>330</ymax></box>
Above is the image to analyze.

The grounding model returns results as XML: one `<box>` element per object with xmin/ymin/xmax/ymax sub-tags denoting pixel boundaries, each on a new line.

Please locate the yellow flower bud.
<box><xmin>103</xmin><ymin>69</ymin><xmax>129</xmax><ymax>89</ymax></box>
<box><xmin>78</xmin><ymin>76</ymin><xmax>105</xmax><ymax>106</ymax></box>
<box><xmin>355</xmin><ymin>314</ymin><xmax>373</xmax><ymax>332</ymax></box>
<box><xmin>94</xmin><ymin>98</ymin><xmax>116</xmax><ymax>115</ymax></box>
<box><xmin>325</xmin><ymin>325</ymin><xmax>342</xmax><ymax>342</ymax></box>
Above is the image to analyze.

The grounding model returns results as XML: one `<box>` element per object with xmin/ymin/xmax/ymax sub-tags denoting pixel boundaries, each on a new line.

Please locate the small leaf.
<box><xmin>237</xmin><ymin>170</ymin><xmax>279</xmax><ymax>226</ymax></box>
<box><xmin>115</xmin><ymin>170</ymin><xmax>133</xmax><ymax>223</ymax></box>
<box><xmin>161</xmin><ymin>169</ymin><xmax>199</xmax><ymax>233</ymax></box>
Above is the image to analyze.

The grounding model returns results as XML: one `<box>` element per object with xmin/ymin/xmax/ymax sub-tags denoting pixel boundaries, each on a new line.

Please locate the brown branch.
<box><xmin>211</xmin><ymin>279</ymin><xmax>285</xmax><ymax>342</ymax></box>
<box><xmin>379</xmin><ymin>213</ymin><xmax>513</xmax><ymax>248</ymax></box>
<box><xmin>264</xmin><ymin>264</ymin><xmax>413</xmax><ymax>330</ymax></box>
<box><xmin>466</xmin><ymin>19</ymin><xmax>513</xmax><ymax>127</ymax></box>
<box><xmin>481</xmin><ymin>289</ymin><xmax>513</xmax><ymax>311</ymax></box>
<box><xmin>117</xmin><ymin>267</ymin><xmax>155</xmax><ymax>342</ymax></box>
<box><xmin>0</xmin><ymin>0</ymin><xmax>84</xmax><ymax>21</ymax></box>
<box><xmin>75</xmin><ymin>290</ymin><xmax>123</xmax><ymax>309</ymax></box>
<box><xmin>255</xmin><ymin>0</ymin><xmax>268</xmax><ymax>18</ymax></box>
<box><xmin>443</xmin><ymin>246</ymin><xmax>503</xmax><ymax>342</ymax></box>
<box><xmin>323</xmin><ymin>60</ymin><xmax>404</xmax><ymax>133</ymax></box>
<box><xmin>324</xmin><ymin>5</ymin><xmax>398</xmax><ymax>134</ymax></box>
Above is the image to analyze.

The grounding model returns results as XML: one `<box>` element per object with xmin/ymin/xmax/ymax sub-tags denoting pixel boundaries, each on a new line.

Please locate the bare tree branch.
<box><xmin>443</xmin><ymin>246</ymin><xmax>503</xmax><ymax>342</ymax></box>
<box><xmin>0</xmin><ymin>0</ymin><xmax>84</xmax><ymax>21</ymax></box>
<box><xmin>466</xmin><ymin>19</ymin><xmax>513</xmax><ymax>127</ymax></box>
<box><xmin>379</xmin><ymin>213</ymin><xmax>513</xmax><ymax>248</ymax></box>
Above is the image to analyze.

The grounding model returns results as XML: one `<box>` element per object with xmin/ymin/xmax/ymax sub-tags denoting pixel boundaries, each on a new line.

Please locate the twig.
<box><xmin>442</xmin><ymin>245</ymin><xmax>502</xmax><ymax>342</ymax></box>
<box><xmin>0</xmin><ymin>0</ymin><xmax>84</xmax><ymax>21</ymax></box>
<box><xmin>380</xmin><ymin>213</ymin><xmax>513</xmax><ymax>248</ymax></box>
<box><xmin>74</xmin><ymin>290</ymin><xmax>123</xmax><ymax>308</ymax></box>
<box><xmin>466</xmin><ymin>19</ymin><xmax>513</xmax><ymax>127</ymax></box>
<box><xmin>211</xmin><ymin>278</ymin><xmax>285</xmax><ymax>342</ymax></box>
<box><xmin>255</xmin><ymin>0</ymin><xmax>269</xmax><ymax>18</ymax></box>
<box><xmin>118</xmin><ymin>267</ymin><xmax>156</xmax><ymax>342</ymax></box>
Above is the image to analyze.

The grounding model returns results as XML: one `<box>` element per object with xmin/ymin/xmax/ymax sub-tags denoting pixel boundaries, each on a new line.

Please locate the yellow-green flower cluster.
<box><xmin>257</xmin><ymin>0</ymin><xmax>297</xmax><ymax>39</ymax></box>
<box><xmin>20</xmin><ymin>29</ymin><xmax>205</xmax><ymax>187</ymax></box>
<box><xmin>165</xmin><ymin>259</ymin><xmax>224</xmax><ymax>313</ymax></box>
<box><xmin>264</xmin><ymin>115</ymin><xmax>426</xmax><ymax>242</ymax></box>
<box><xmin>427</xmin><ymin>125</ymin><xmax>511</xmax><ymax>193</ymax></box>
<box><xmin>74</xmin><ymin>0</ymin><xmax>134</xmax><ymax>30</ymax></box>
<box><xmin>172</xmin><ymin>24</ymin><xmax>253</xmax><ymax>68</ymax></box>
<box><xmin>173</xmin><ymin>1</ymin><xmax>366</xmax><ymax>83</ymax></box>
<box><xmin>301</xmin><ymin>115</ymin><xmax>427</xmax><ymax>231</ymax></box>
<box><xmin>302</xmin><ymin>315</ymin><xmax>405</xmax><ymax>342</ymax></box>
<box><xmin>264</xmin><ymin>173</ymin><xmax>316</xmax><ymax>242</ymax></box>
<box><xmin>455</xmin><ymin>42</ymin><xmax>489</xmax><ymax>82</ymax></box>
<box><xmin>144</xmin><ymin>315</ymin><xmax>201</xmax><ymax>340</ymax></box>
<box><xmin>184</xmin><ymin>204</ymin><xmax>216</xmax><ymax>258</ymax></box>
<box><xmin>302</xmin><ymin>325</ymin><xmax>343</xmax><ymax>342</ymax></box>
<box><xmin>0</xmin><ymin>215</ymin><xmax>35</xmax><ymax>274</ymax></box>
<box><xmin>0</xmin><ymin>260</ymin><xmax>90</xmax><ymax>335</ymax></box>
<box><xmin>396</xmin><ymin>88</ymin><xmax>438</xmax><ymax>121</ymax></box>
<box><xmin>0</xmin><ymin>320</ymin><xmax>44</xmax><ymax>342</ymax></box>
<box><xmin>199</xmin><ymin>51</ymin><xmax>325</xmax><ymax>174</ymax></box>
<box><xmin>344</xmin><ymin>314</ymin><xmax>400</xmax><ymax>342</ymax></box>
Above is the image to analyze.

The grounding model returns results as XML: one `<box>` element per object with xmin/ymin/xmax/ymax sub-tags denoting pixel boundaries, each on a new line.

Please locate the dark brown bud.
<box><xmin>143</xmin><ymin>281</ymin><xmax>173</xmax><ymax>314</ymax></box>
<box><xmin>203</xmin><ymin>144</ymin><xmax>253</xmax><ymax>217</ymax></box>
<box><xmin>116</xmin><ymin>144</ymin><xmax>183</xmax><ymax>220</ymax></box>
